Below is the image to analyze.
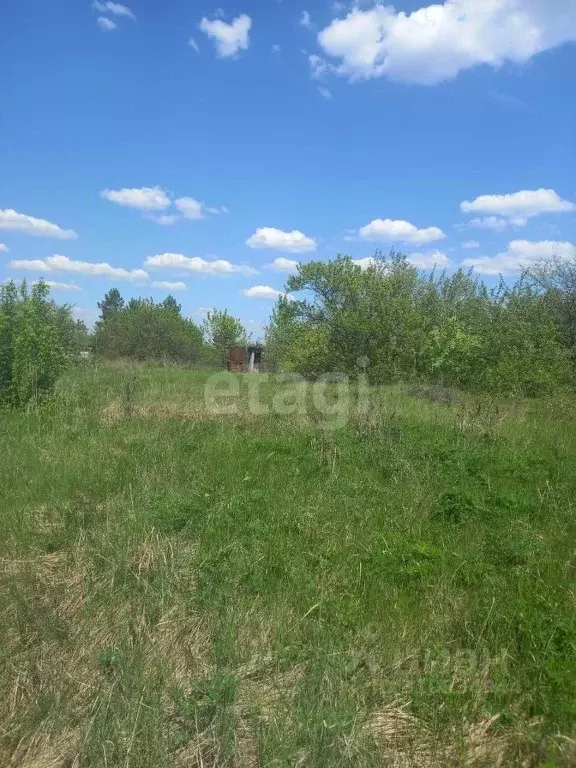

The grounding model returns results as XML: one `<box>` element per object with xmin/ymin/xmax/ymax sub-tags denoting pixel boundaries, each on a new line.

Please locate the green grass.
<box><xmin>1</xmin><ymin>364</ymin><xmax>576</xmax><ymax>766</ymax></box>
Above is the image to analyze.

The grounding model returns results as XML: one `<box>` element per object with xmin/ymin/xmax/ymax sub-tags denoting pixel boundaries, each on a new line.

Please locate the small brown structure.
<box><xmin>227</xmin><ymin>344</ymin><xmax>264</xmax><ymax>372</ymax></box>
<box><xmin>228</xmin><ymin>346</ymin><xmax>245</xmax><ymax>372</ymax></box>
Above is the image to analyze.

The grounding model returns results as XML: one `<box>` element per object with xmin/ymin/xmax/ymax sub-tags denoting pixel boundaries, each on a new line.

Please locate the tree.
<box><xmin>267</xmin><ymin>250</ymin><xmax>572</xmax><ymax>395</ymax></box>
<box><xmin>95</xmin><ymin>296</ymin><xmax>203</xmax><ymax>363</ymax></box>
<box><xmin>529</xmin><ymin>254</ymin><xmax>576</xmax><ymax>357</ymax></box>
<box><xmin>98</xmin><ymin>288</ymin><xmax>124</xmax><ymax>322</ymax></box>
<box><xmin>202</xmin><ymin>309</ymin><xmax>247</xmax><ymax>366</ymax></box>
<box><xmin>0</xmin><ymin>280</ymin><xmax>67</xmax><ymax>408</ymax></box>
<box><xmin>162</xmin><ymin>295</ymin><xmax>181</xmax><ymax>314</ymax></box>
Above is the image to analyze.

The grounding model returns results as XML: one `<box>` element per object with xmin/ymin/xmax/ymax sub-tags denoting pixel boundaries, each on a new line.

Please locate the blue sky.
<box><xmin>2</xmin><ymin>0</ymin><xmax>576</xmax><ymax>336</ymax></box>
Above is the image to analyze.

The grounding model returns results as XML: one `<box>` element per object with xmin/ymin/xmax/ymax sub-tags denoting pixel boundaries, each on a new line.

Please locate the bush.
<box><xmin>0</xmin><ymin>280</ymin><xmax>68</xmax><ymax>408</ymax></box>
<box><xmin>265</xmin><ymin>252</ymin><xmax>573</xmax><ymax>396</ymax></box>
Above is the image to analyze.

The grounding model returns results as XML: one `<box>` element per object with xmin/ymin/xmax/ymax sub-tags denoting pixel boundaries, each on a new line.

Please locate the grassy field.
<box><xmin>1</xmin><ymin>365</ymin><xmax>576</xmax><ymax>767</ymax></box>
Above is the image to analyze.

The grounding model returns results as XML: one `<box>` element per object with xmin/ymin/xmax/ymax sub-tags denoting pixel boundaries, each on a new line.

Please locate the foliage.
<box><xmin>0</xmin><ymin>280</ymin><xmax>68</xmax><ymax>408</ymax></box>
<box><xmin>97</xmin><ymin>287</ymin><xmax>124</xmax><ymax>321</ymax></box>
<box><xmin>202</xmin><ymin>309</ymin><xmax>247</xmax><ymax>366</ymax></box>
<box><xmin>95</xmin><ymin>293</ymin><xmax>204</xmax><ymax>363</ymax></box>
<box><xmin>266</xmin><ymin>251</ymin><xmax>572</xmax><ymax>396</ymax></box>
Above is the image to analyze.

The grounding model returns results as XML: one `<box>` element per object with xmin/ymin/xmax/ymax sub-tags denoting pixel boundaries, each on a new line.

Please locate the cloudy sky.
<box><xmin>2</xmin><ymin>0</ymin><xmax>576</xmax><ymax>333</ymax></box>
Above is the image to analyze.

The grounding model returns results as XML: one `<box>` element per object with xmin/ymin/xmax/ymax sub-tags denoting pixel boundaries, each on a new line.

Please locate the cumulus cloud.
<box><xmin>266</xmin><ymin>257</ymin><xmax>299</xmax><ymax>272</ymax></box>
<box><xmin>408</xmin><ymin>250</ymin><xmax>451</xmax><ymax>269</ymax></box>
<box><xmin>10</xmin><ymin>255</ymin><xmax>148</xmax><ymax>281</ymax></box>
<box><xmin>101</xmin><ymin>186</ymin><xmax>171</xmax><ymax>211</ymax></box>
<box><xmin>317</xmin><ymin>1</ymin><xmax>576</xmax><ymax>84</ymax></box>
<box><xmin>0</xmin><ymin>244</ymin><xmax>8</xmax><ymax>252</ymax></box>
<box><xmin>462</xmin><ymin>240</ymin><xmax>480</xmax><ymax>249</ymax></box>
<box><xmin>468</xmin><ymin>216</ymin><xmax>513</xmax><ymax>231</ymax></box>
<box><xmin>351</xmin><ymin>257</ymin><xmax>378</xmax><ymax>269</ymax></box>
<box><xmin>174</xmin><ymin>197</ymin><xmax>204</xmax><ymax>220</ymax></box>
<box><xmin>93</xmin><ymin>2</ymin><xmax>135</xmax><ymax>20</ymax></box>
<box><xmin>199</xmin><ymin>14</ymin><xmax>252</xmax><ymax>58</ymax></box>
<box><xmin>145</xmin><ymin>253</ymin><xmax>258</xmax><ymax>277</ymax></box>
<box><xmin>152</xmin><ymin>280</ymin><xmax>187</xmax><ymax>291</ymax></box>
<box><xmin>243</xmin><ymin>285</ymin><xmax>285</xmax><ymax>299</ymax></box>
<box><xmin>357</xmin><ymin>218</ymin><xmax>445</xmax><ymax>244</ymax></box>
<box><xmin>0</xmin><ymin>209</ymin><xmax>77</xmax><ymax>239</ymax></box>
<box><xmin>463</xmin><ymin>239</ymin><xmax>576</xmax><ymax>275</ymax></box>
<box><xmin>35</xmin><ymin>280</ymin><xmax>83</xmax><ymax>291</ymax></box>
<box><xmin>246</xmin><ymin>227</ymin><xmax>316</xmax><ymax>253</ymax></box>
<box><xmin>97</xmin><ymin>17</ymin><xmax>117</xmax><ymax>31</ymax></box>
<box><xmin>300</xmin><ymin>11</ymin><xmax>313</xmax><ymax>28</ymax></box>
<box><xmin>461</xmin><ymin>188</ymin><xmax>575</xmax><ymax>227</ymax></box>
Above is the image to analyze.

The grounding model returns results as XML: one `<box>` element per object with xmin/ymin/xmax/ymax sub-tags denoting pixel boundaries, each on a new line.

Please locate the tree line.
<box><xmin>3</xmin><ymin>249</ymin><xmax>576</xmax><ymax>408</ymax></box>
<box><xmin>0</xmin><ymin>281</ymin><xmax>248</xmax><ymax>408</ymax></box>
<box><xmin>265</xmin><ymin>250</ymin><xmax>576</xmax><ymax>397</ymax></box>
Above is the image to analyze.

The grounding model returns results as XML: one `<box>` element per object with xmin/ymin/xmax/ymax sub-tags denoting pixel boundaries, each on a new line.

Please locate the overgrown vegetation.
<box><xmin>1</xmin><ymin>367</ymin><xmax>576</xmax><ymax>766</ymax></box>
<box><xmin>265</xmin><ymin>251</ymin><xmax>574</xmax><ymax>396</ymax></box>
<box><xmin>94</xmin><ymin>290</ymin><xmax>248</xmax><ymax>367</ymax></box>
<box><xmin>0</xmin><ymin>279</ymin><xmax>87</xmax><ymax>408</ymax></box>
<box><xmin>3</xmin><ymin>254</ymin><xmax>576</xmax><ymax>764</ymax></box>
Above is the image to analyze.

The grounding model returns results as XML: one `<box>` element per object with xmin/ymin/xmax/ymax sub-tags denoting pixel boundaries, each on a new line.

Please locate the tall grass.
<box><xmin>1</xmin><ymin>365</ymin><xmax>575</xmax><ymax>766</ymax></box>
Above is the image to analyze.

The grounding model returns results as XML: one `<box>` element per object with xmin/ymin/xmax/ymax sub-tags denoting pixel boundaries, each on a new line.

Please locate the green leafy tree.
<box><xmin>95</xmin><ymin>296</ymin><xmax>203</xmax><ymax>363</ymax></box>
<box><xmin>0</xmin><ymin>280</ymin><xmax>67</xmax><ymax>408</ymax></box>
<box><xmin>202</xmin><ymin>309</ymin><xmax>247</xmax><ymax>366</ymax></box>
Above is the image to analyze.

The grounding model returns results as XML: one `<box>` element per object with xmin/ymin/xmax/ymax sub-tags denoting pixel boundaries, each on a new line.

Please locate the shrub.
<box><xmin>0</xmin><ymin>280</ymin><xmax>67</xmax><ymax>408</ymax></box>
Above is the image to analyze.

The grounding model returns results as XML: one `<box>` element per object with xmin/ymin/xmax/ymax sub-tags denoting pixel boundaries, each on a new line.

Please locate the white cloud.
<box><xmin>246</xmin><ymin>227</ymin><xmax>316</xmax><ymax>253</ymax></box>
<box><xmin>145</xmin><ymin>253</ymin><xmax>258</xmax><ymax>277</ymax></box>
<box><xmin>317</xmin><ymin>1</ymin><xmax>576</xmax><ymax>85</ymax></box>
<box><xmin>174</xmin><ymin>197</ymin><xmax>228</xmax><ymax>220</ymax></box>
<box><xmin>93</xmin><ymin>2</ymin><xmax>135</xmax><ymax>20</ymax></box>
<box><xmin>300</xmin><ymin>11</ymin><xmax>312</xmax><ymax>28</ymax></box>
<box><xmin>174</xmin><ymin>197</ymin><xmax>204</xmax><ymax>220</ymax></box>
<box><xmin>97</xmin><ymin>17</ymin><xmax>117</xmax><ymax>31</ymax></box>
<box><xmin>199</xmin><ymin>14</ymin><xmax>252</xmax><ymax>58</ymax></box>
<box><xmin>272</xmin><ymin>43</ymin><xmax>281</xmax><ymax>53</ymax></box>
<box><xmin>408</xmin><ymin>250</ymin><xmax>451</xmax><ymax>269</ymax></box>
<box><xmin>10</xmin><ymin>255</ymin><xmax>148</xmax><ymax>281</ymax></box>
<box><xmin>353</xmin><ymin>251</ymin><xmax>451</xmax><ymax>269</ymax></box>
<box><xmin>101</xmin><ymin>186</ymin><xmax>171</xmax><ymax>211</ymax></box>
<box><xmin>152</xmin><ymin>280</ymin><xmax>187</xmax><ymax>291</ymax></box>
<box><xmin>318</xmin><ymin>86</ymin><xmax>333</xmax><ymax>99</ymax></box>
<box><xmin>0</xmin><ymin>209</ymin><xmax>77</xmax><ymax>239</ymax></box>
<box><xmin>463</xmin><ymin>239</ymin><xmax>576</xmax><ymax>276</ymax></box>
<box><xmin>35</xmin><ymin>280</ymin><xmax>83</xmax><ymax>291</ymax></box>
<box><xmin>189</xmin><ymin>37</ymin><xmax>200</xmax><ymax>53</ymax></box>
<box><xmin>266</xmin><ymin>257</ymin><xmax>299</xmax><ymax>272</ymax></box>
<box><xmin>352</xmin><ymin>257</ymin><xmax>377</xmax><ymax>269</ymax></box>
<box><xmin>461</xmin><ymin>189</ymin><xmax>575</xmax><ymax>224</ymax></box>
<box><xmin>462</xmin><ymin>240</ymin><xmax>480</xmax><ymax>249</ymax></box>
<box><xmin>309</xmin><ymin>53</ymin><xmax>329</xmax><ymax>78</ymax></box>
<box><xmin>358</xmin><ymin>218</ymin><xmax>445</xmax><ymax>244</ymax></box>
<box><xmin>0</xmin><ymin>244</ymin><xmax>8</xmax><ymax>252</ymax></box>
<box><xmin>468</xmin><ymin>216</ymin><xmax>512</xmax><ymax>231</ymax></box>
<box><xmin>243</xmin><ymin>285</ymin><xmax>285</xmax><ymax>299</ymax></box>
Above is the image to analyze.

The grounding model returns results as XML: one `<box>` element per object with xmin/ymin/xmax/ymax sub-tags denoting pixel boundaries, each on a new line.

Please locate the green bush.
<box><xmin>266</xmin><ymin>252</ymin><xmax>573</xmax><ymax>396</ymax></box>
<box><xmin>0</xmin><ymin>280</ymin><xmax>68</xmax><ymax>408</ymax></box>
